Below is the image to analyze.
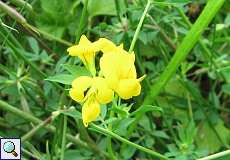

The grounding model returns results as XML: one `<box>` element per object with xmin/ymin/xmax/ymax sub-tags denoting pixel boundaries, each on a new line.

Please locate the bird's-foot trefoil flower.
<box><xmin>67</xmin><ymin>35</ymin><xmax>145</xmax><ymax>127</ymax></box>
<box><xmin>100</xmin><ymin>49</ymin><xmax>144</xmax><ymax>99</ymax></box>
<box><xmin>67</xmin><ymin>35</ymin><xmax>100</xmax><ymax>76</ymax></box>
<box><xmin>69</xmin><ymin>76</ymin><xmax>113</xmax><ymax>126</ymax></box>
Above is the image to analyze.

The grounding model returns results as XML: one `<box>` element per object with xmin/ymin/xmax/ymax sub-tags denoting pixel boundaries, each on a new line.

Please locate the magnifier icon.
<box><xmin>3</xmin><ymin>141</ymin><xmax>18</xmax><ymax>157</ymax></box>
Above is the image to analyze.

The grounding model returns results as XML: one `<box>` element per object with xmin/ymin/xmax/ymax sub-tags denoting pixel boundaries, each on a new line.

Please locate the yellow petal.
<box><xmin>67</xmin><ymin>35</ymin><xmax>98</xmax><ymax>70</ymax></box>
<box><xmin>69</xmin><ymin>88</ymin><xmax>84</xmax><ymax>103</ymax></box>
<box><xmin>79</xmin><ymin>35</ymin><xmax>91</xmax><ymax>45</ymax></box>
<box><xmin>92</xmin><ymin>77</ymin><xmax>114</xmax><ymax>104</ymax></box>
<box><xmin>96</xmin><ymin>38</ymin><xmax>117</xmax><ymax>53</ymax></box>
<box><xmin>115</xmin><ymin>79</ymin><xmax>141</xmax><ymax>99</ymax></box>
<box><xmin>70</xmin><ymin>76</ymin><xmax>92</xmax><ymax>102</ymax></box>
<box><xmin>100</xmin><ymin>51</ymin><xmax>137</xmax><ymax>82</ymax></box>
<box><xmin>82</xmin><ymin>97</ymin><xmax>100</xmax><ymax>127</ymax></box>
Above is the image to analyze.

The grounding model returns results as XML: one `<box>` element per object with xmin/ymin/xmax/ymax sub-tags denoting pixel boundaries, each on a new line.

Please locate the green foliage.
<box><xmin>0</xmin><ymin>0</ymin><xmax>230</xmax><ymax>160</ymax></box>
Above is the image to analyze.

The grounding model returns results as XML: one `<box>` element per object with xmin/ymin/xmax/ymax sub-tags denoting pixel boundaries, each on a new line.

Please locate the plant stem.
<box><xmin>21</xmin><ymin>117</ymin><xmax>52</xmax><ymax>142</ymax></box>
<box><xmin>143</xmin><ymin>0</ymin><xmax>226</xmax><ymax>104</ymax></box>
<box><xmin>60</xmin><ymin>114</ymin><xmax>67</xmax><ymax>160</ymax></box>
<box><xmin>0</xmin><ymin>1</ymin><xmax>26</xmax><ymax>24</ymax></box>
<box><xmin>90</xmin><ymin>123</ymin><xmax>168</xmax><ymax>160</ymax></box>
<box><xmin>129</xmin><ymin>0</ymin><xmax>151</xmax><ymax>52</ymax></box>
<box><xmin>28</xmin><ymin>24</ymin><xmax>73</xmax><ymax>46</ymax></box>
<box><xmin>197</xmin><ymin>150</ymin><xmax>230</xmax><ymax>160</ymax></box>
<box><xmin>9</xmin><ymin>0</ymin><xmax>33</xmax><ymax>14</ymax></box>
<box><xmin>114</xmin><ymin>0</ymin><xmax>122</xmax><ymax>22</ymax></box>
<box><xmin>176</xmin><ymin>7</ymin><xmax>227</xmax><ymax>82</ymax></box>
<box><xmin>107</xmin><ymin>110</ymin><xmax>116</xmax><ymax>160</ymax></box>
<box><xmin>0</xmin><ymin>99</ymin><xmax>109</xmax><ymax>158</ymax></box>
<box><xmin>75</xmin><ymin>0</ymin><xmax>88</xmax><ymax>43</ymax></box>
<box><xmin>0</xmin><ymin>100</ymin><xmax>87</xmax><ymax>149</ymax></box>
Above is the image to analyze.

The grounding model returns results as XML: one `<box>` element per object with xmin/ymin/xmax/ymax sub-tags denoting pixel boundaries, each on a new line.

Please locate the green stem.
<box><xmin>128</xmin><ymin>0</ymin><xmax>151</xmax><ymax>52</ymax></box>
<box><xmin>75</xmin><ymin>0</ymin><xmax>88</xmax><ymax>43</ymax></box>
<box><xmin>27</xmin><ymin>24</ymin><xmax>72</xmax><ymax>46</ymax></box>
<box><xmin>60</xmin><ymin>114</ymin><xmax>67</xmax><ymax>160</ymax></box>
<box><xmin>21</xmin><ymin>117</ymin><xmax>52</xmax><ymax>142</ymax></box>
<box><xmin>114</xmin><ymin>0</ymin><xmax>122</xmax><ymax>22</ymax></box>
<box><xmin>90</xmin><ymin>123</ymin><xmax>168</xmax><ymax>160</ymax></box>
<box><xmin>0</xmin><ymin>1</ymin><xmax>26</xmax><ymax>24</ymax></box>
<box><xmin>0</xmin><ymin>100</ymin><xmax>109</xmax><ymax>158</ymax></box>
<box><xmin>107</xmin><ymin>110</ymin><xmax>116</xmax><ymax>160</ymax></box>
<box><xmin>197</xmin><ymin>150</ymin><xmax>230</xmax><ymax>160</ymax></box>
<box><xmin>143</xmin><ymin>0</ymin><xmax>225</xmax><ymax>104</ymax></box>
<box><xmin>0</xmin><ymin>100</ymin><xmax>88</xmax><ymax>149</ymax></box>
<box><xmin>176</xmin><ymin>7</ymin><xmax>227</xmax><ymax>82</ymax></box>
<box><xmin>9</xmin><ymin>0</ymin><xmax>33</xmax><ymax>14</ymax></box>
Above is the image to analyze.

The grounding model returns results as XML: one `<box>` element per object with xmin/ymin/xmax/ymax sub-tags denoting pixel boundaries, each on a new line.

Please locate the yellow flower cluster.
<box><xmin>67</xmin><ymin>35</ymin><xmax>145</xmax><ymax>127</ymax></box>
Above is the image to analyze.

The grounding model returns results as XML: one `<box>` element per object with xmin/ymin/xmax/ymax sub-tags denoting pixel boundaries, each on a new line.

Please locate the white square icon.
<box><xmin>0</xmin><ymin>138</ymin><xmax>21</xmax><ymax>160</ymax></box>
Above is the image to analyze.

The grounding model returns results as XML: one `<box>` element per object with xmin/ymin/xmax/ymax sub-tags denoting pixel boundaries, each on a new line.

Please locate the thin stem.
<box><xmin>75</xmin><ymin>0</ymin><xmax>88</xmax><ymax>43</ymax></box>
<box><xmin>143</xmin><ymin>0</ymin><xmax>226</xmax><ymax>104</ymax></box>
<box><xmin>107</xmin><ymin>110</ymin><xmax>116</xmax><ymax>160</ymax></box>
<box><xmin>21</xmin><ymin>117</ymin><xmax>52</xmax><ymax>142</ymax></box>
<box><xmin>187</xmin><ymin>92</ymin><xmax>193</xmax><ymax>120</ymax></box>
<box><xmin>129</xmin><ymin>0</ymin><xmax>151</xmax><ymax>52</ymax></box>
<box><xmin>90</xmin><ymin>123</ymin><xmax>169</xmax><ymax>160</ymax></box>
<box><xmin>60</xmin><ymin>114</ymin><xmax>67</xmax><ymax>160</ymax></box>
<box><xmin>27</xmin><ymin>24</ymin><xmax>72</xmax><ymax>46</ymax></box>
<box><xmin>9</xmin><ymin>0</ymin><xmax>33</xmax><ymax>14</ymax></box>
<box><xmin>0</xmin><ymin>100</ymin><xmax>88</xmax><ymax>150</ymax></box>
<box><xmin>197</xmin><ymin>150</ymin><xmax>230</xmax><ymax>160</ymax></box>
<box><xmin>0</xmin><ymin>1</ymin><xmax>26</xmax><ymax>24</ymax></box>
<box><xmin>0</xmin><ymin>100</ymin><xmax>109</xmax><ymax>158</ymax></box>
<box><xmin>114</xmin><ymin>0</ymin><xmax>122</xmax><ymax>22</ymax></box>
<box><xmin>176</xmin><ymin>7</ymin><xmax>227</xmax><ymax>82</ymax></box>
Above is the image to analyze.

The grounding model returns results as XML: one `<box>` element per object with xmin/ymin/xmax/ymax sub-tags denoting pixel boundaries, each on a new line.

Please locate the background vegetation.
<box><xmin>0</xmin><ymin>0</ymin><xmax>229</xmax><ymax>159</ymax></box>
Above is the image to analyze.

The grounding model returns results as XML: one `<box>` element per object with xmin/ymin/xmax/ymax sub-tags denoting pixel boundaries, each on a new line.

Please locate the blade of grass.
<box><xmin>75</xmin><ymin>0</ymin><xmax>88</xmax><ymax>43</ymax></box>
<box><xmin>126</xmin><ymin>0</ymin><xmax>226</xmax><ymax>142</ymax></box>
<box><xmin>197</xmin><ymin>150</ymin><xmax>230</xmax><ymax>160</ymax></box>
<box><xmin>176</xmin><ymin>7</ymin><xmax>227</xmax><ymax>82</ymax></box>
<box><xmin>143</xmin><ymin>0</ymin><xmax>225</xmax><ymax>104</ymax></box>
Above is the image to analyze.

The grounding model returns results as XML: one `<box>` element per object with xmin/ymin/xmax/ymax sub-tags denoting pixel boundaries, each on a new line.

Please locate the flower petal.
<box><xmin>92</xmin><ymin>77</ymin><xmax>114</xmax><ymax>104</ymax></box>
<box><xmin>100</xmin><ymin>51</ymin><xmax>137</xmax><ymax>82</ymax></box>
<box><xmin>70</xmin><ymin>76</ymin><xmax>92</xmax><ymax>102</ymax></box>
<box><xmin>96</xmin><ymin>38</ymin><xmax>117</xmax><ymax>53</ymax></box>
<box><xmin>82</xmin><ymin>97</ymin><xmax>100</xmax><ymax>127</ymax></box>
<box><xmin>67</xmin><ymin>35</ymin><xmax>99</xmax><ymax>69</ymax></box>
<box><xmin>115</xmin><ymin>79</ymin><xmax>141</xmax><ymax>99</ymax></box>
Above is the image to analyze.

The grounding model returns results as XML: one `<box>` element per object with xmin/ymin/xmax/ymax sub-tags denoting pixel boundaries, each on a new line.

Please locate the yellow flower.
<box><xmin>82</xmin><ymin>95</ymin><xmax>100</xmax><ymax>127</ymax></box>
<box><xmin>69</xmin><ymin>76</ymin><xmax>114</xmax><ymax>126</ymax></box>
<box><xmin>67</xmin><ymin>35</ymin><xmax>99</xmax><ymax>75</ymax></box>
<box><xmin>100</xmin><ymin>49</ymin><xmax>144</xmax><ymax>99</ymax></box>
<box><xmin>95</xmin><ymin>38</ymin><xmax>124</xmax><ymax>54</ymax></box>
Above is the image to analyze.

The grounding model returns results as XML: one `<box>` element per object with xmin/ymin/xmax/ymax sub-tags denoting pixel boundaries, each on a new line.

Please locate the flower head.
<box><xmin>68</xmin><ymin>35</ymin><xmax>145</xmax><ymax>126</ymax></box>
<box><xmin>69</xmin><ymin>76</ymin><xmax>114</xmax><ymax>126</ymax></box>
<box><xmin>67</xmin><ymin>35</ymin><xmax>99</xmax><ymax>75</ymax></box>
<box><xmin>100</xmin><ymin>49</ymin><xmax>143</xmax><ymax>99</ymax></box>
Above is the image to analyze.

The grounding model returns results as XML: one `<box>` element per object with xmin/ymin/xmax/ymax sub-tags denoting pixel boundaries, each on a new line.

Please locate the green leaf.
<box><xmin>62</xmin><ymin>64</ymin><xmax>90</xmax><ymax>77</ymax></box>
<box><xmin>45</xmin><ymin>74</ymin><xmax>75</xmax><ymax>85</ymax></box>
<box><xmin>131</xmin><ymin>105</ymin><xmax>163</xmax><ymax>116</ymax></box>
<box><xmin>87</xmin><ymin>0</ymin><xmax>125</xmax><ymax>17</ymax></box>
<box><xmin>222</xmin><ymin>83</ymin><xmax>230</xmax><ymax>95</ymax></box>
<box><xmin>60</xmin><ymin>107</ymin><xmax>82</xmax><ymax>120</ymax></box>
<box><xmin>27</xmin><ymin>37</ymin><xmax>39</xmax><ymax>53</ymax></box>
<box><xmin>195</xmin><ymin>120</ymin><xmax>230</xmax><ymax>153</ymax></box>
